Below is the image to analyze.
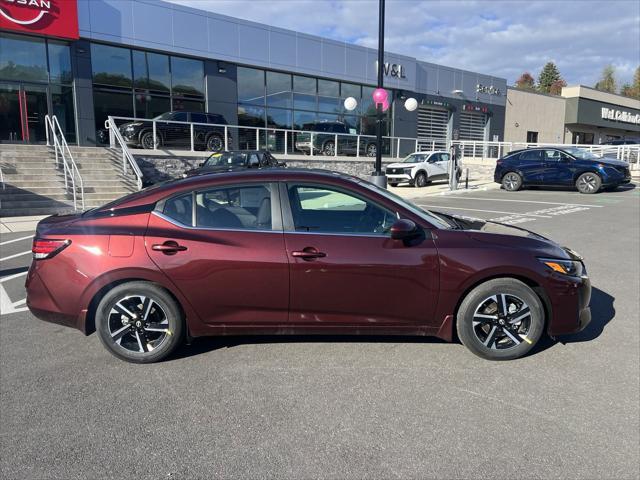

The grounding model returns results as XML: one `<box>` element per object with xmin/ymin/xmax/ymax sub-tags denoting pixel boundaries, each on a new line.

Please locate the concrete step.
<box><xmin>0</xmin><ymin>198</ymin><xmax>76</xmax><ymax>209</ymax></box>
<box><xmin>0</xmin><ymin>192</ymin><xmax>73</xmax><ymax>201</ymax></box>
<box><xmin>0</xmin><ymin>206</ymin><xmax>76</xmax><ymax>218</ymax></box>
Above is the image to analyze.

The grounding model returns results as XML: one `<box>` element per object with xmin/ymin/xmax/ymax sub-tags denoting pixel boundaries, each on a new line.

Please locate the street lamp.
<box><xmin>370</xmin><ymin>0</ymin><xmax>387</xmax><ymax>188</ymax></box>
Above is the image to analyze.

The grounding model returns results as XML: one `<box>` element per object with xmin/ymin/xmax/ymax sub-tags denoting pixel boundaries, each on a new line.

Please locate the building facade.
<box><xmin>504</xmin><ymin>85</ymin><xmax>640</xmax><ymax>145</ymax></box>
<box><xmin>1</xmin><ymin>0</ymin><xmax>507</xmax><ymax>150</ymax></box>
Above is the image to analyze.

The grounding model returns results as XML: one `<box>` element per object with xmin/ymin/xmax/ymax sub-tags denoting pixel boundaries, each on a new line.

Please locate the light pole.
<box><xmin>371</xmin><ymin>0</ymin><xmax>387</xmax><ymax>188</ymax></box>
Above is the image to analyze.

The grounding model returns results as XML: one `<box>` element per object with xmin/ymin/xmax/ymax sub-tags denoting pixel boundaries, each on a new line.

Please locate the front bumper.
<box><xmin>546</xmin><ymin>273</ymin><xmax>592</xmax><ymax>336</ymax></box>
<box><xmin>386</xmin><ymin>174</ymin><xmax>412</xmax><ymax>181</ymax></box>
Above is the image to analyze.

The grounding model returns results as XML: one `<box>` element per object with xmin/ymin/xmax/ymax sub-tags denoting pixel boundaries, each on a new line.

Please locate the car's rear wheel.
<box><xmin>388</xmin><ymin>182</ymin><xmax>399</xmax><ymax>187</ymax></box>
<box><xmin>502</xmin><ymin>172</ymin><xmax>522</xmax><ymax>191</ymax></box>
<box><xmin>140</xmin><ymin>131</ymin><xmax>160</xmax><ymax>150</ymax></box>
<box><xmin>322</xmin><ymin>141</ymin><xmax>335</xmax><ymax>156</ymax></box>
<box><xmin>576</xmin><ymin>172</ymin><xmax>601</xmax><ymax>194</ymax></box>
<box><xmin>206</xmin><ymin>134</ymin><xmax>224</xmax><ymax>152</ymax></box>
<box><xmin>415</xmin><ymin>172</ymin><xmax>428</xmax><ymax>187</ymax></box>
<box><xmin>95</xmin><ymin>282</ymin><xmax>184</xmax><ymax>363</ymax></box>
<box><xmin>456</xmin><ymin>278</ymin><xmax>545</xmax><ymax>361</ymax></box>
<box><xmin>366</xmin><ymin>143</ymin><xmax>377</xmax><ymax>157</ymax></box>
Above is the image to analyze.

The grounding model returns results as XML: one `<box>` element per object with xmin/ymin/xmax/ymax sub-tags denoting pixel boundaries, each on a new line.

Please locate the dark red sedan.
<box><xmin>26</xmin><ymin>169</ymin><xmax>591</xmax><ymax>362</ymax></box>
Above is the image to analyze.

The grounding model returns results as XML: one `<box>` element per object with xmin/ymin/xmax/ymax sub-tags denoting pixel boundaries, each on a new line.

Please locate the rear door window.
<box><xmin>195</xmin><ymin>184</ymin><xmax>276</xmax><ymax>230</ymax></box>
<box><xmin>519</xmin><ymin>150</ymin><xmax>543</xmax><ymax>161</ymax></box>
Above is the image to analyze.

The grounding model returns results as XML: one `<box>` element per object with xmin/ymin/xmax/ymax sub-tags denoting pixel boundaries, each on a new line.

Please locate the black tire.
<box><xmin>95</xmin><ymin>282</ymin><xmax>184</xmax><ymax>363</ymax></box>
<box><xmin>576</xmin><ymin>172</ymin><xmax>602</xmax><ymax>194</ymax></box>
<box><xmin>322</xmin><ymin>141</ymin><xmax>335</xmax><ymax>156</ymax></box>
<box><xmin>388</xmin><ymin>182</ymin><xmax>399</xmax><ymax>187</ymax></box>
<box><xmin>415</xmin><ymin>172</ymin><xmax>428</xmax><ymax>188</ymax></box>
<box><xmin>456</xmin><ymin>278</ymin><xmax>545</xmax><ymax>361</ymax></box>
<box><xmin>206</xmin><ymin>134</ymin><xmax>224</xmax><ymax>152</ymax></box>
<box><xmin>366</xmin><ymin>143</ymin><xmax>377</xmax><ymax>157</ymax></box>
<box><xmin>140</xmin><ymin>131</ymin><xmax>160</xmax><ymax>150</ymax></box>
<box><xmin>502</xmin><ymin>172</ymin><xmax>522</xmax><ymax>191</ymax></box>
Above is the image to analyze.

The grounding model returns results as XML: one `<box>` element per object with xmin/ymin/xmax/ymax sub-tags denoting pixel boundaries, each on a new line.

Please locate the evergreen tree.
<box><xmin>594</xmin><ymin>65</ymin><xmax>617</xmax><ymax>93</ymax></box>
<box><xmin>514</xmin><ymin>72</ymin><xmax>536</xmax><ymax>90</ymax></box>
<box><xmin>537</xmin><ymin>62</ymin><xmax>562</xmax><ymax>94</ymax></box>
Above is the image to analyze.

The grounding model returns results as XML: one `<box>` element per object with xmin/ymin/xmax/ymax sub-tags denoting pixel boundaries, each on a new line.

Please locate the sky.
<box><xmin>168</xmin><ymin>0</ymin><xmax>640</xmax><ymax>88</ymax></box>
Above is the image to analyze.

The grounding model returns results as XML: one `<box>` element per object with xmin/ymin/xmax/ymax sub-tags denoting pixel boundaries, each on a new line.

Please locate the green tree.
<box><xmin>620</xmin><ymin>83</ymin><xmax>634</xmax><ymax>97</ymax></box>
<box><xmin>594</xmin><ymin>65</ymin><xmax>617</xmax><ymax>93</ymax></box>
<box><xmin>514</xmin><ymin>72</ymin><xmax>536</xmax><ymax>90</ymax></box>
<box><xmin>537</xmin><ymin>62</ymin><xmax>563</xmax><ymax>94</ymax></box>
<box><xmin>549</xmin><ymin>79</ymin><xmax>567</xmax><ymax>96</ymax></box>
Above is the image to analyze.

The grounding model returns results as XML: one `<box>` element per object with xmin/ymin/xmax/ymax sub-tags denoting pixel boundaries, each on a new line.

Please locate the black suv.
<box><xmin>183</xmin><ymin>150</ymin><xmax>285</xmax><ymax>177</ymax></box>
<box><xmin>119</xmin><ymin>111</ymin><xmax>231</xmax><ymax>151</ymax></box>
<box><xmin>294</xmin><ymin>121</ymin><xmax>387</xmax><ymax>157</ymax></box>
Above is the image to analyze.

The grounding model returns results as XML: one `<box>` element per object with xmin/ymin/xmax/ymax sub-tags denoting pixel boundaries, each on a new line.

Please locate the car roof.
<box><xmin>94</xmin><ymin>168</ymin><xmax>362</xmax><ymax>211</ymax></box>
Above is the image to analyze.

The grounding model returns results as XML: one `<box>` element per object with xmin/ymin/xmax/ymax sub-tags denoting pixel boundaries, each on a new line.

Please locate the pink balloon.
<box><xmin>382</xmin><ymin>100</ymin><xmax>390</xmax><ymax>112</ymax></box>
<box><xmin>372</xmin><ymin>88</ymin><xmax>388</xmax><ymax>104</ymax></box>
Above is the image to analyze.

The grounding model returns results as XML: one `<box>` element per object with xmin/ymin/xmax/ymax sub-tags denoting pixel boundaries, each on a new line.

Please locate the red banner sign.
<box><xmin>0</xmin><ymin>0</ymin><xmax>79</xmax><ymax>40</ymax></box>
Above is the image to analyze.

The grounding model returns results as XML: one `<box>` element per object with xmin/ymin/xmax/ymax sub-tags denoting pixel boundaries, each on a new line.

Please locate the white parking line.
<box><xmin>417</xmin><ymin>205</ymin><xmax>552</xmax><ymax>218</ymax></box>
<box><xmin>0</xmin><ymin>250</ymin><xmax>31</xmax><ymax>262</ymax></box>
<box><xmin>0</xmin><ymin>271</ymin><xmax>28</xmax><ymax>283</ymax></box>
<box><xmin>435</xmin><ymin>197</ymin><xmax>604</xmax><ymax>208</ymax></box>
<box><xmin>0</xmin><ymin>235</ymin><xmax>34</xmax><ymax>246</ymax></box>
<box><xmin>0</xmin><ymin>284</ymin><xmax>28</xmax><ymax>315</ymax></box>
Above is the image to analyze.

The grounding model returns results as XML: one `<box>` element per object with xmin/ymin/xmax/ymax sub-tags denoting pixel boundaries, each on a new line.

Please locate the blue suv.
<box><xmin>494</xmin><ymin>147</ymin><xmax>631</xmax><ymax>194</ymax></box>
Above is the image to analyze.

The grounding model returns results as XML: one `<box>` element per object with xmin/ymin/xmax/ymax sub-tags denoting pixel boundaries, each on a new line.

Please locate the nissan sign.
<box><xmin>0</xmin><ymin>0</ymin><xmax>79</xmax><ymax>39</ymax></box>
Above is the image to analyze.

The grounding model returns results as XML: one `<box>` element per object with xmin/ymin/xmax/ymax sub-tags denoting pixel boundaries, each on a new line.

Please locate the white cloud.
<box><xmin>169</xmin><ymin>0</ymin><xmax>640</xmax><ymax>87</ymax></box>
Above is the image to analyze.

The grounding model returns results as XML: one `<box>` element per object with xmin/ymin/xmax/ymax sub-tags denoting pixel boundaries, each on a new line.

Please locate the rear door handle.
<box><xmin>152</xmin><ymin>241</ymin><xmax>187</xmax><ymax>255</ymax></box>
<box><xmin>291</xmin><ymin>247</ymin><xmax>326</xmax><ymax>260</ymax></box>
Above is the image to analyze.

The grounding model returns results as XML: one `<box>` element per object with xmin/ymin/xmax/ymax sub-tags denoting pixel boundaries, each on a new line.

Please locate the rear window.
<box><xmin>207</xmin><ymin>114</ymin><xmax>226</xmax><ymax>124</ymax></box>
<box><xmin>519</xmin><ymin>150</ymin><xmax>542</xmax><ymax>161</ymax></box>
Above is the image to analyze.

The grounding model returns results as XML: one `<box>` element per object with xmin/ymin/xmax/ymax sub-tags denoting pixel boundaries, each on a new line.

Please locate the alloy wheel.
<box><xmin>323</xmin><ymin>142</ymin><xmax>335</xmax><ymax>156</ymax></box>
<box><xmin>207</xmin><ymin>135</ymin><xmax>223</xmax><ymax>152</ymax></box>
<box><xmin>471</xmin><ymin>294</ymin><xmax>532</xmax><ymax>350</ymax></box>
<box><xmin>141</xmin><ymin>133</ymin><xmax>158</xmax><ymax>150</ymax></box>
<box><xmin>504</xmin><ymin>173</ymin><xmax>521</xmax><ymax>191</ymax></box>
<box><xmin>578</xmin><ymin>174</ymin><xmax>598</xmax><ymax>193</ymax></box>
<box><xmin>107</xmin><ymin>295</ymin><xmax>171</xmax><ymax>354</ymax></box>
<box><xmin>366</xmin><ymin>144</ymin><xmax>376</xmax><ymax>157</ymax></box>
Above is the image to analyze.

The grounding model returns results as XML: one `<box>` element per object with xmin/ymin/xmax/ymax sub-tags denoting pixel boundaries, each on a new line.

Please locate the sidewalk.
<box><xmin>0</xmin><ymin>215</ymin><xmax>47</xmax><ymax>234</ymax></box>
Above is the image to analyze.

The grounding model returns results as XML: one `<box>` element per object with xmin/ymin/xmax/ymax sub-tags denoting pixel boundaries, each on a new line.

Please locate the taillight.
<box><xmin>32</xmin><ymin>239</ymin><xmax>71</xmax><ymax>260</ymax></box>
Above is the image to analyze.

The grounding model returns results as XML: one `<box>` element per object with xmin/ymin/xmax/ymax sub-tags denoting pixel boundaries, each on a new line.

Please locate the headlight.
<box><xmin>403</xmin><ymin>167</ymin><xmax>414</xmax><ymax>173</ymax></box>
<box><xmin>539</xmin><ymin>258</ymin><xmax>584</xmax><ymax>276</ymax></box>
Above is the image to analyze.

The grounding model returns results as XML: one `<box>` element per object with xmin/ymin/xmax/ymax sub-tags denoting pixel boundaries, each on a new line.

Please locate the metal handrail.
<box><xmin>108</xmin><ymin>115</ymin><xmax>419</xmax><ymax>158</ymax></box>
<box><xmin>0</xmin><ymin>164</ymin><xmax>4</xmax><ymax>190</ymax></box>
<box><xmin>105</xmin><ymin>117</ymin><xmax>143</xmax><ymax>190</ymax></box>
<box><xmin>45</xmin><ymin>115</ymin><xmax>85</xmax><ymax>210</ymax></box>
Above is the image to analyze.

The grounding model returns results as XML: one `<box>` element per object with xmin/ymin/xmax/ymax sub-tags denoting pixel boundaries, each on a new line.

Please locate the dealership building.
<box><xmin>1</xmin><ymin>0</ymin><xmax>507</xmax><ymax>150</ymax></box>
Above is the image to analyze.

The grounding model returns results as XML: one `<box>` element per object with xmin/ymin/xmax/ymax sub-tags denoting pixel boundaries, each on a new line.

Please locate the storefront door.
<box><xmin>0</xmin><ymin>83</ymin><xmax>48</xmax><ymax>143</ymax></box>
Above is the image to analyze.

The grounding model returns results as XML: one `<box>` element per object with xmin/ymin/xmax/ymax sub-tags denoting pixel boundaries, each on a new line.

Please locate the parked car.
<box><xmin>601</xmin><ymin>139</ymin><xmax>639</xmax><ymax>145</ymax></box>
<box><xmin>294</xmin><ymin>121</ymin><xmax>388</xmax><ymax>157</ymax></box>
<box><xmin>27</xmin><ymin>169</ymin><xmax>591</xmax><ymax>363</ymax></box>
<box><xmin>385</xmin><ymin>151</ymin><xmax>461</xmax><ymax>187</ymax></box>
<box><xmin>494</xmin><ymin>146</ymin><xmax>631</xmax><ymax>194</ymax></box>
<box><xmin>183</xmin><ymin>150</ymin><xmax>285</xmax><ymax>177</ymax></box>
<box><xmin>119</xmin><ymin>111</ymin><xmax>231</xmax><ymax>151</ymax></box>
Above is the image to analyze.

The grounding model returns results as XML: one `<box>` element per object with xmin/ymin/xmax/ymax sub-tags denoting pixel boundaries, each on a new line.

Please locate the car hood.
<box><xmin>598</xmin><ymin>157</ymin><xmax>629</xmax><ymax>167</ymax></box>
<box><xmin>386</xmin><ymin>163</ymin><xmax>414</xmax><ymax>169</ymax></box>
<box><xmin>433</xmin><ymin>211</ymin><xmax>575</xmax><ymax>259</ymax></box>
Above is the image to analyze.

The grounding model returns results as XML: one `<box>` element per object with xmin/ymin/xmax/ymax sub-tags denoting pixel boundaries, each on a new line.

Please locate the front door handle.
<box><xmin>152</xmin><ymin>241</ymin><xmax>187</xmax><ymax>255</ymax></box>
<box><xmin>291</xmin><ymin>247</ymin><xmax>326</xmax><ymax>260</ymax></box>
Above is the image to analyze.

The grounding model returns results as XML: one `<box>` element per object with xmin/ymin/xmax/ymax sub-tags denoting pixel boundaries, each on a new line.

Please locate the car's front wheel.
<box><xmin>322</xmin><ymin>141</ymin><xmax>335</xmax><ymax>156</ymax></box>
<box><xmin>206</xmin><ymin>134</ymin><xmax>224</xmax><ymax>152</ymax></box>
<box><xmin>95</xmin><ymin>282</ymin><xmax>184</xmax><ymax>363</ymax></box>
<box><xmin>415</xmin><ymin>172</ymin><xmax>428</xmax><ymax>187</ymax></box>
<box><xmin>366</xmin><ymin>143</ymin><xmax>376</xmax><ymax>157</ymax></box>
<box><xmin>502</xmin><ymin>172</ymin><xmax>522</xmax><ymax>191</ymax></box>
<box><xmin>576</xmin><ymin>172</ymin><xmax>601</xmax><ymax>194</ymax></box>
<box><xmin>140</xmin><ymin>131</ymin><xmax>160</xmax><ymax>150</ymax></box>
<box><xmin>456</xmin><ymin>278</ymin><xmax>545</xmax><ymax>360</ymax></box>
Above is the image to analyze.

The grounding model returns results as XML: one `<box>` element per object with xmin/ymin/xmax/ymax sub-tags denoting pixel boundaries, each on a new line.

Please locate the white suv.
<box><xmin>385</xmin><ymin>151</ymin><xmax>460</xmax><ymax>187</ymax></box>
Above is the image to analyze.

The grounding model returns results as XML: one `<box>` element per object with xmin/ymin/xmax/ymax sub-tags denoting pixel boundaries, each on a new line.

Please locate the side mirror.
<box><xmin>390</xmin><ymin>219</ymin><xmax>417</xmax><ymax>240</ymax></box>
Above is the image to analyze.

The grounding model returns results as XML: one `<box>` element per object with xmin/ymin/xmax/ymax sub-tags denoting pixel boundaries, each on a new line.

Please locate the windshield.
<box><xmin>360</xmin><ymin>181</ymin><xmax>453</xmax><ymax>229</ymax></box>
<box><xmin>204</xmin><ymin>152</ymin><xmax>249</xmax><ymax>167</ymax></box>
<box><xmin>401</xmin><ymin>153</ymin><xmax>427</xmax><ymax>163</ymax></box>
<box><xmin>563</xmin><ymin>147</ymin><xmax>602</xmax><ymax>160</ymax></box>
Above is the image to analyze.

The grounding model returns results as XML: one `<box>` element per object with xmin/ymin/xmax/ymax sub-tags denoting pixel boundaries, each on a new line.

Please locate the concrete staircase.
<box><xmin>0</xmin><ymin>144</ymin><xmax>138</xmax><ymax>217</ymax></box>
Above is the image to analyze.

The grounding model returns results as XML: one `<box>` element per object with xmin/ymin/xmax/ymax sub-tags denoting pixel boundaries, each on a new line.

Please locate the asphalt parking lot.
<box><xmin>1</xmin><ymin>182</ymin><xmax>639</xmax><ymax>479</ymax></box>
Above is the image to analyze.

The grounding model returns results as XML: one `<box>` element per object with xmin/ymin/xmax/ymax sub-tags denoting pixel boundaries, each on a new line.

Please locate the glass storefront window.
<box><xmin>51</xmin><ymin>85</ymin><xmax>76</xmax><ymax>142</ymax></box>
<box><xmin>133</xmin><ymin>51</ymin><xmax>170</xmax><ymax>92</ymax></box>
<box><xmin>361</xmin><ymin>86</ymin><xmax>376</xmax><ymax>116</ymax></box>
<box><xmin>238</xmin><ymin>67</ymin><xmax>265</xmax><ymax>106</ymax></box>
<box><xmin>91</xmin><ymin>43</ymin><xmax>132</xmax><ymax>88</ymax></box>
<box><xmin>294</xmin><ymin>93</ymin><xmax>316</xmax><ymax>111</ymax></box>
<box><xmin>342</xmin><ymin>115</ymin><xmax>360</xmax><ymax>134</ymax></box>
<box><xmin>135</xmin><ymin>93</ymin><xmax>171</xmax><ymax>119</ymax></box>
<box><xmin>318</xmin><ymin>96</ymin><xmax>339</xmax><ymax>113</ymax></box>
<box><xmin>266</xmin><ymin>108</ymin><xmax>292</xmax><ymax>129</ymax></box>
<box><xmin>293</xmin><ymin>75</ymin><xmax>316</xmax><ymax>94</ymax></box>
<box><xmin>318</xmin><ymin>79</ymin><xmax>339</xmax><ymax>97</ymax></box>
<box><xmin>0</xmin><ymin>33</ymin><xmax>47</xmax><ymax>82</ymax></box>
<box><xmin>294</xmin><ymin>111</ymin><xmax>316</xmax><ymax>130</ymax></box>
<box><xmin>238</xmin><ymin>104</ymin><xmax>265</xmax><ymax>127</ymax></box>
<box><xmin>48</xmin><ymin>41</ymin><xmax>72</xmax><ymax>84</ymax></box>
<box><xmin>171</xmin><ymin>57</ymin><xmax>204</xmax><ymax>97</ymax></box>
<box><xmin>341</xmin><ymin>83</ymin><xmax>361</xmax><ymax>99</ymax></box>
<box><xmin>266</xmin><ymin>71</ymin><xmax>292</xmax><ymax>108</ymax></box>
<box><xmin>94</xmin><ymin>90</ymin><xmax>134</xmax><ymax>142</ymax></box>
<box><xmin>172</xmin><ymin>98</ymin><xmax>204</xmax><ymax>112</ymax></box>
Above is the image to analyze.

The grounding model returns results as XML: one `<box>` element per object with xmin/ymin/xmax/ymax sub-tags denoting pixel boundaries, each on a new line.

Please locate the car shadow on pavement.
<box><xmin>530</xmin><ymin>286</ymin><xmax>615</xmax><ymax>356</ymax></box>
<box><xmin>171</xmin><ymin>287</ymin><xmax>615</xmax><ymax>361</ymax></box>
